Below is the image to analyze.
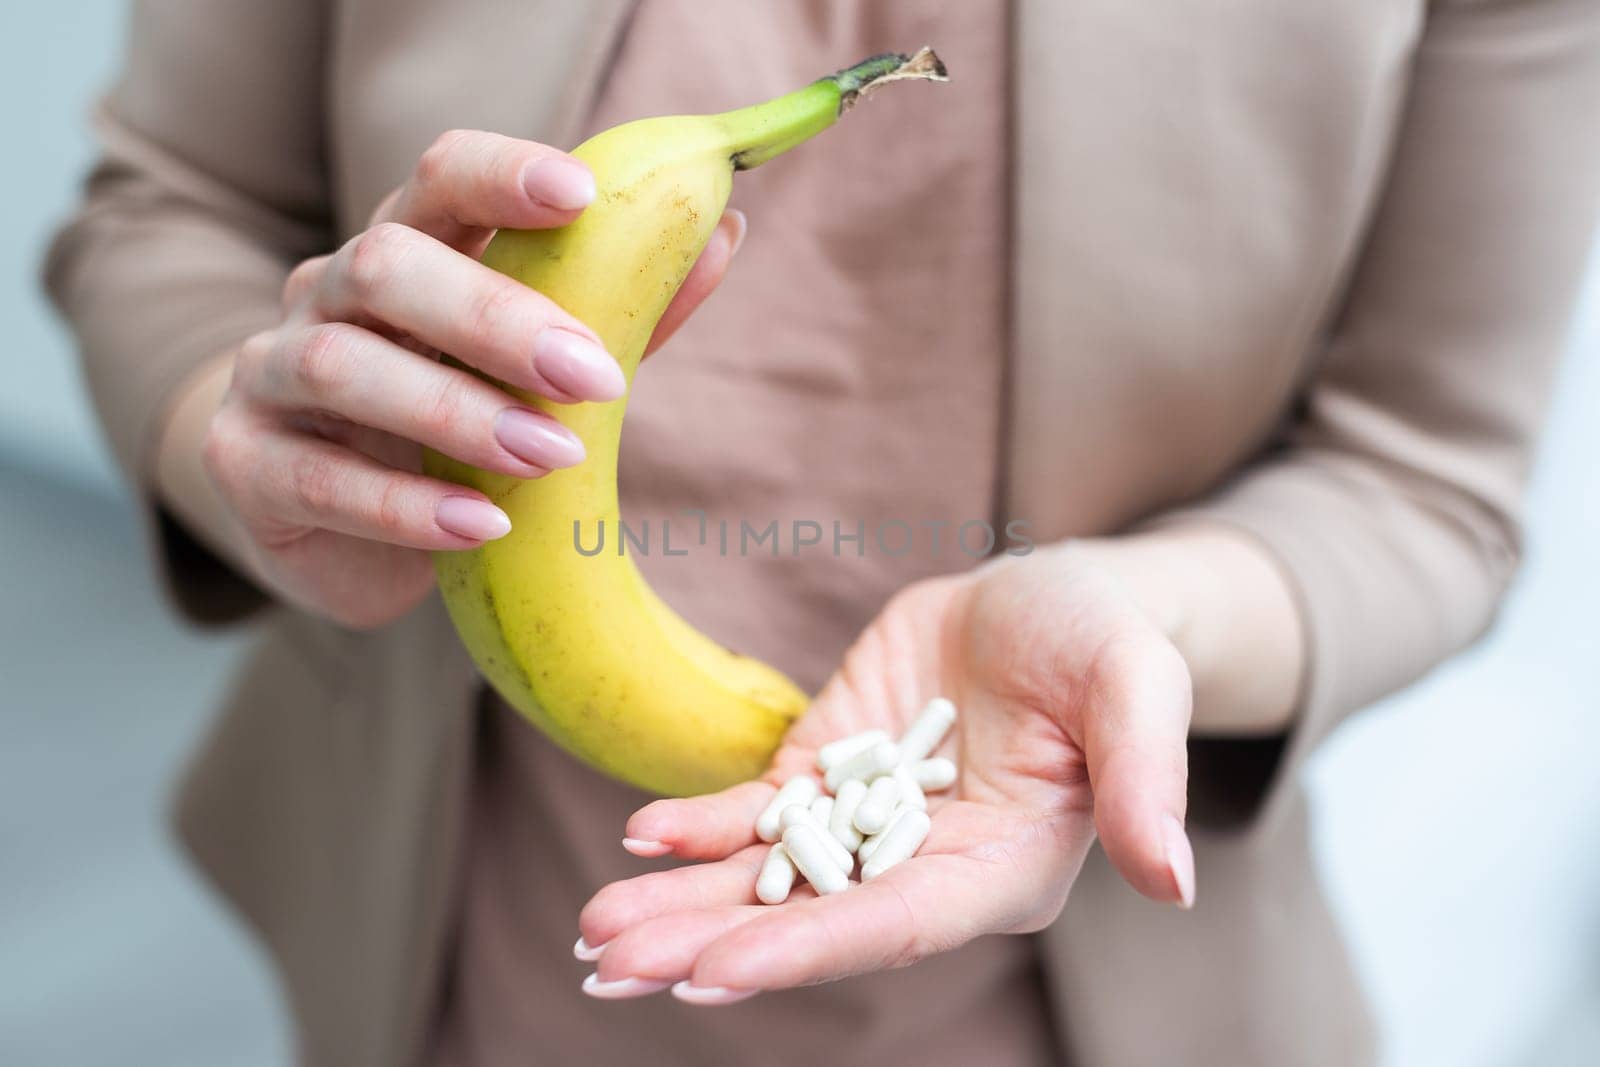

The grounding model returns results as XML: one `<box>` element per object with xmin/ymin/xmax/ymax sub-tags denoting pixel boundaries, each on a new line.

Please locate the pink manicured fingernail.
<box><xmin>723</xmin><ymin>208</ymin><xmax>748</xmax><ymax>257</ymax></box>
<box><xmin>581</xmin><ymin>973</ymin><xmax>672</xmax><ymax>1000</ymax></box>
<box><xmin>523</xmin><ymin>157</ymin><xmax>596</xmax><ymax>211</ymax></box>
<box><xmin>494</xmin><ymin>408</ymin><xmax>584</xmax><ymax>470</ymax></box>
<box><xmin>574</xmin><ymin>936</ymin><xmax>607</xmax><ymax>962</ymax></box>
<box><xmin>1162</xmin><ymin>813</ymin><xmax>1196</xmax><ymax>910</ymax></box>
<box><xmin>533</xmin><ymin>329</ymin><xmax>626</xmax><ymax>402</ymax></box>
<box><xmin>435</xmin><ymin>496</ymin><xmax>511</xmax><ymax>541</ymax></box>
<box><xmin>622</xmin><ymin>837</ymin><xmax>672</xmax><ymax>858</ymax></box>
<box><xmin>672</xmin><ymin>981</ymin><xmax>759</xmax><ymax>1006</ymax></box>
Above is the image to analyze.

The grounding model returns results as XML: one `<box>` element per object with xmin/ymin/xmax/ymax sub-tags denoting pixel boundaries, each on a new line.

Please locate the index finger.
<box><xmin>375</xmin><ymin>129</ymin><xmax>595</xmax><ymax>253</ymax></box>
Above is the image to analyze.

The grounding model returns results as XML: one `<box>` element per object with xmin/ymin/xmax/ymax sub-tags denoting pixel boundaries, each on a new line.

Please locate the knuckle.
<box><xmin>281</xmin><ymin>256</ymin><xmax>327</xmax><ymax>310</ymax></box>
<box><xmin>465</xmin><ymin>278</ymin><xmax>527</xmax><ymax>358</ymax></box>
<box><xmin>341</xmin><ymin>222</ymin><xmax>411</xmax><ymax>301</ymax></box>
<box><xmin>201</xmin><ymin>411</ymin><xmax>263</xmax><ymax>509</ymax></box>
<box><xmin>290</xmin><ymin>323</ymin><xmax>358</xmax><ymax>393</ymax></box>
<box><xmin>290</xmin><ymin>453</ymin><xmax>343</xmax><ymax>518</ymax></box>
<box><xmin>231</xmin><ymin>330</ymin><xmax>278</xmax><ymax>392</ymax></box>
<box><xmin>414</xmin><ymin>374</ymin><xmax>475</xmax><ymax>440</ymax></box>
<box><xmin>372</xmin><ymin>476</ymin><xmax>412</xmax><ymax>533</ymax></box>
<box><xmin>415</xmin><ymin>128</ymin><xmax>472</xmax><ymax>185</ymax></box>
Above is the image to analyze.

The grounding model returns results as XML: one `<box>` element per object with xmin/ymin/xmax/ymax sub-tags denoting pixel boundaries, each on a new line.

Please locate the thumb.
<box><xmin>644</xmin><ymin>209</ymin><xmax>747</xmax><ymax>357</ymax></box>
<box><xmin>1079</xmin><ymin>630</ymin><xmax>1196</xmax><ymax>908</ymax></box>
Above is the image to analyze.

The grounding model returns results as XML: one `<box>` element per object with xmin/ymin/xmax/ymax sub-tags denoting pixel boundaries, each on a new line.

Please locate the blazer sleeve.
<box><xmin>42</xmin><ymin>0</ymin><xmax>332</xmax><ymax>623</ymax></box>
<box><xmin>1164</xmin><ymin>0</ymin><xmax>1600</xmax><ymax>825</ymax></box>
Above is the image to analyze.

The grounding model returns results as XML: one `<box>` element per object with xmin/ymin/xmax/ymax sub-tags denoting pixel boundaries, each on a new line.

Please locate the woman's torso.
<box><xmin>194</xmin><ymin>1</ymin><xmax>1432</xmax><ymax>1062</ymax></box>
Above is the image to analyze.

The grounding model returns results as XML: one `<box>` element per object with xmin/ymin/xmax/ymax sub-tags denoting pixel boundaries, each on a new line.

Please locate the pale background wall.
<box><xmin>1</xmin><ymin>5</ymin><xmax>1595</xmax><ymax>1064</ymax></box>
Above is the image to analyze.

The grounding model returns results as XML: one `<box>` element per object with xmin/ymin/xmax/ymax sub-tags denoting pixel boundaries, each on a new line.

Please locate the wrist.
<box><xmin>1056</xmin><ymin>534</ymin><xmax>1193</xmax><ymax>648</ymax></box>
<box><xmin>1064</xmin><ymin>525</ymin><xmax>1306</xmax><ymax>735</ymax></box>
<box><xmin>155</xmin><ymin>351</ymin><xmax>262</xmax><ymax>581</ymax></box>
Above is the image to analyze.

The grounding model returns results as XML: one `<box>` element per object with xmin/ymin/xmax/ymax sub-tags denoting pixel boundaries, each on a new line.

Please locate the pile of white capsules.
<box><xmin>753</xmin><ymin>697</ymin><xmax>957</xmax><ymax>904</ymax></box>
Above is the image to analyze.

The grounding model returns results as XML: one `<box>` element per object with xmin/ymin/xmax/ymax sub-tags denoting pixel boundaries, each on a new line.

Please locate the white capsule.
<box><xmin>862</xmin><ymin>808</ymin><xmax>932</xmax><ymax>882</ymax></box>
<box><xmin>910</xmin><ymin>756</ymin><xmax>958</xmax><ymax>791</ymax></box>
<box><xmin>783</xmin><ymin>824</ymin><xmax>850</xmax><ymax>895</ymax></box>
<box><xmin>853</xmin><ymin>775</ymin><xmax>903</xmax><ymax>835</ymax></box>
<box><xmin>756</xmin><ymin>775</ymin><xmax>820</xmax><ymax>843</ymax></box>
<box><xmin>756</xmin><ymin>843</ymin><xmax>798</xmax><ymax>905</ymax></box>
<box><xmin>809</xmin><ymin>794</ymin><xmax>834</xmax><ymax>825</ymax></box>
<box><xmin>892</xmin><ymin>764</ymin><xmax>927</xmax><ymax>811</ymax></box>
<box><xmin>815</xmin><ymin>729</ymin><xmax>890</xmax><ymax>772</ymax></box>
<box><xmin>825</xmin><ymin>740</ymin><xmax>901</xmax><ymax>792</ymax></box>
<box><xmin>898</xmin><ymin>697</ymin><xmax>957</xmax><ymax>763</ymax></box>
<box><xmin>829</xmin><ymin>778</ymin><xmax>868</xmax><ymax>851</ymax></box>
<box><xmin>857</xmin><ymin>808</ymin><xmax>907</xmax><ymax>863</ymax></box>
<box><xmin>780</xmin><ymin>805</ymin><xmax>854</xmax><ymax>872</ymax></box>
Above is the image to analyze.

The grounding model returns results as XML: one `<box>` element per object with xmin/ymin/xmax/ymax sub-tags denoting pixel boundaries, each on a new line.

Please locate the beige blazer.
<box><xmin>45</xmin><ymin>1</ymin><xmax>1600</xmax><ymax>1064</ymax></box>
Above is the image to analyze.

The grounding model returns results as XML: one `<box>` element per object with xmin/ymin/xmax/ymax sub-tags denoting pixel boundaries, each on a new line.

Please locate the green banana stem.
<box><xmin>723</xmin><ymin>47</ymin><xmax>948</xmax><ymax>170</ymax></box>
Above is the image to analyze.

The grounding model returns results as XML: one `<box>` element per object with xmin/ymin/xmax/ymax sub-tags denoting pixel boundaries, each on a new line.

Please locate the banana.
<box><xmin>425</xmin><ymin>50</ymin><xmax>948</xmax><ymax>796</ymax></box>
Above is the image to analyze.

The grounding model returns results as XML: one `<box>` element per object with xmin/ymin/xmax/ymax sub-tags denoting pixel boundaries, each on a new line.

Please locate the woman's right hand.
<box><xmin>198</xmin><ymin>130</ymin><xmax>744</xmax><ymax>627</ymax></box>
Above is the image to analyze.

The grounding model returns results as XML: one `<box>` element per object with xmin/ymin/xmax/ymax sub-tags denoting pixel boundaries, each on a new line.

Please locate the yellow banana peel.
<box><xmin>425</xmin><ymin>50</ymin><xmax>948</xmax><ymax>796</ymax></box>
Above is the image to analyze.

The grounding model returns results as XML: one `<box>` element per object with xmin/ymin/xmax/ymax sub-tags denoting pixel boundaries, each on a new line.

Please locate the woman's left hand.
<box><xmin>577</xmin><ymin>545</ymin><xmax>1196</xmax><ymax>1003</ymax></box>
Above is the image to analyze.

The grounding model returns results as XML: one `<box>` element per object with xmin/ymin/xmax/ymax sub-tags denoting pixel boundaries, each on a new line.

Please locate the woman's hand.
<box><xmin>195</xmin><ymin>130</ymin><xmax>743</xmax><ymax>627</ymax></box>
<box><xmin>577</xmin><ymin>544</ymin><xmax>1195</xmax><ymax>1003</ymax></box>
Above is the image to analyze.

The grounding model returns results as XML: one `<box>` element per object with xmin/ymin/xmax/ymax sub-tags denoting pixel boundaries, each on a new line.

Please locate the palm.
<box><xmin>579</xmin><ymin>550</ymin><xmax>1195</xmax><ymax>996</ymax></box>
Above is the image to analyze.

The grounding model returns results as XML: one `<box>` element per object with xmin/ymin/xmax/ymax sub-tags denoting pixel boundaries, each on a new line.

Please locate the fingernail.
<box><xmin>1162</xmin><ymin>813</ymin><xmax>1196</xmax><ymax>910</ymax></box>
<box><xmin>622</xmin><ymin>837</ymin><xmax>672</xmax><ymax>858</ymax></box>
<box><xmin>533</xmin><ymin>329</ymin><xmax>626</xmax><ymax>403</ymax></box>
<box><xmin>574</xmin><ymin>936</ymin><xmax>607</xmax><ymax>962</ymax></box>
<box><xmin>494</xmin><ymin>408</ymin><xmax>584</xmax><ymax>470</ymax></box>
<box><xmin>581</xmin><ymin>973</ymin><xmax>672</xmax><ymax>1000</ymax></box>
<box><xmin>523</xmin><ymin>157</ymin><xmax>595</xmax><ymax>211</ymax></box>
<box><xmin>723</xmin><ymin>208</ymin><xmax>748</xmax><ymax>258</ymax></box>
<box><xmin>672</xmin><ymin>981</ymin><xmax>759</xmax><ymax>1006</ymax></box>
<box><xmin>436</xmin><ymin>496</ymin><xmax>511</xmax><ymax>541</ymax></box>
